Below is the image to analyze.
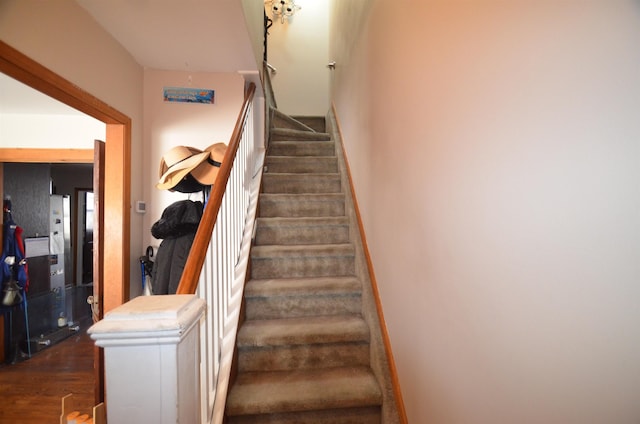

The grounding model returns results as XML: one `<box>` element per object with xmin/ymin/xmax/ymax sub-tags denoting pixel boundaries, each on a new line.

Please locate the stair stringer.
<box><xmin>326</xmin><ymin>109</ymin><xmax>405</xmax><ymax>424</ymax></box>
<box><xmin>270</xmin><ymin>107</ymin><xmax>317</xmax><ymax>132</ymax></box>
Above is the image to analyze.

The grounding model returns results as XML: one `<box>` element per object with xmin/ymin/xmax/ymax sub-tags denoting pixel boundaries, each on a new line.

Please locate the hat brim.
<box><xmin>190</xmin><ymin>143</ymin><xmax>227</xmax><ymax>185</ymax></box>
<box><xmin>156</xmin><ymin>151</ymin><xmax>209</xmax><ymax>190</ymax></box>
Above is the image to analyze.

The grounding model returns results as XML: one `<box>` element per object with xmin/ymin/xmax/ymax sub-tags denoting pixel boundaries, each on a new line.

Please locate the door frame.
<box><xmin>0</xmin><ymin>40</ymin><xmax>131</xmax><ymax>313</ymax></box>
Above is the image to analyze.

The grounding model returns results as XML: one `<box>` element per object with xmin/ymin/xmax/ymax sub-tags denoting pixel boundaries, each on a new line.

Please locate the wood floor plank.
<box><xmin>0</xmin><ymin>321</ymin><xmax>95</xmax><ymax>424</ymax></box>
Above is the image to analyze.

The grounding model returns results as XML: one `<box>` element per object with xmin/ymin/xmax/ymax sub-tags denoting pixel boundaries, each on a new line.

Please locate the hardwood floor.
<box><xmin>0</xmin><ymin>320</ymin><xmax>95</xmax><ymax>424</ymax></box>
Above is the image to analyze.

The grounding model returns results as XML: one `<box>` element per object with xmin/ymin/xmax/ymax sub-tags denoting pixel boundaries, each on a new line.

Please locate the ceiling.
<box><xmin>75</xmin><ymin>0</ymin><xmax>257</xmax><ymax>73</ymax></box>
<box><xmin>1</xmin><ymin>0</ymin><xmax>258</xmax><ymax>116</ymax></box>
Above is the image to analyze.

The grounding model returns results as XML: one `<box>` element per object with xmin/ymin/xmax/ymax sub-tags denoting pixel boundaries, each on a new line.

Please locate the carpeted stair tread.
<box><xmin>245</xmin><ymin>276</ymin><xmax>361</xmax><ymax>297</ymax></box>
<box><xmin>259</xmin><ymin>193</ymin><xmax>345</xmax><ymax>218</ymax></box>
<box><xmin>225</xmin><ymin>366</ymin><xmax>382</xmax><ymax>416</ymax></box>
<box><xmin>238</xmin><ymin>315</ymin><xmax>369</xmax><ymax>347</ymax></box>
<box><xmin>271</xmin><ymin>127</ymin><xmax>331</xmax><ymax>141</ymax></box>
<box><xmin>236</xmin><ymin>315</ymin><xmax>370</xmax><ymax>371</ymax></box>
<box><xmin>262</xmin><ymin>172</ymin><xmax>342</xmax><ymax>194</ymax></box>
<box><xmin>255</xmin><ymin>217</ymin><xmax>350</xmax><ymax>245</ymax></box>
<box><xmin>226</xmin><ymin>406</ymin><xmax>381</xmax><ymax>424</ymax></box>
<box><xmin>265</xmin><ymin>156</ymin><xmax>338</xmax><ymax>174</ymax></box>
<box><xmin>268</xmin><ymin>140</ymin><xmax>335</xmax><ymax>157</ymax></box>
<box><xmin>244</xmin><ymin>276</ymin><xmax>362</xmax><ymax>320</ymax></box>
<box><xmin>251</xmin><ymin>243</ymin><xmax>355</xmax><ymax>279</ymax></box>
<box><xmin>251</xmin><ymin>243</ymin><xmax>354</xmax><ymax>259</ymax></box>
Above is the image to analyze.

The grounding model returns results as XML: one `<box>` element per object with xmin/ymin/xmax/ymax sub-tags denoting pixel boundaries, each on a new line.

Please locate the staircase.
<box><xmin>225</xmin><ymin>111</ymin><xmax>389</xmax><ymax>423</ymax></box>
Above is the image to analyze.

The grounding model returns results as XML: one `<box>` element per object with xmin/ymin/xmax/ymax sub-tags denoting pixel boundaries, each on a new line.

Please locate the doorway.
<box><xmin>0</xmin><ymin>40</ymin><xmax>130</xmax><ymax>312</ymax></box>
<box><xmin>0</xmin><ymin>40</ymin><xmax>130</xmax><ymax>313</ymax></box>
<box><xmin>0</xmin><ymin>40</ymin><xmax>131</xmax><ymax>405</ymax></box>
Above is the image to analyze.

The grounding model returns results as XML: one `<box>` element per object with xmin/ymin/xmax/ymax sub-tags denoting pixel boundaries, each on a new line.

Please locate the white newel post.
<box><xmin>88</xmin><ymin>295</ymin><xmax>206</xmax><ymax>424</ymax></box>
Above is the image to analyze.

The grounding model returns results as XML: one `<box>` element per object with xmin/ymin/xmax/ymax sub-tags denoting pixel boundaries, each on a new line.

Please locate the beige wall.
<box><xmin>141</xmin><ymin>69</ymin><xmax>246</xmax><ymax>274</ymax></box>
<box><xmin>267</xmin><ymin>0</ymin><xmax>330</xmax><ymax>115</ymax></box>
<box><xmin>331</xmin><ymin>1</ymin><xmax>640</xmax><ymax>423</ymax></box>
<box><xmin>0</xmin><ymin>0</ymin><xmax>144</xmax><ymax>296</ymax></box>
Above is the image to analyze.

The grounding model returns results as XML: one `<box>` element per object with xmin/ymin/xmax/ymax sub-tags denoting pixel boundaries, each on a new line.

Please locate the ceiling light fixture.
<box><xmin>266</xmin><ymin>0</ymin><xmax>301</xmax><ymax>24</ymax></box>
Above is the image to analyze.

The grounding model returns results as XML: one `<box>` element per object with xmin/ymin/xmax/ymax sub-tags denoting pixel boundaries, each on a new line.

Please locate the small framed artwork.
<box><xmin>163</xmin><ymin>87</ymin><xmax>215</xmax><ymax>104</ymax></box>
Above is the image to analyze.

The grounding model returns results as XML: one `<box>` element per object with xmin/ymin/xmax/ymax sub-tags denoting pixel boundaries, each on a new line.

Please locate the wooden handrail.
<box><xmin>176</xmin><ymin>83</ymin><xmax>256</xmax><ymax>295</ymax></box>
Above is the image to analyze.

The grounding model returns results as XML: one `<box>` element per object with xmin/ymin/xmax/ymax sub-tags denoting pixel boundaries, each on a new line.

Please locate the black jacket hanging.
<box><xmin>150</xmin><ymin>200</ymin><xmax>203</xmax><ymax>295</ymax></box>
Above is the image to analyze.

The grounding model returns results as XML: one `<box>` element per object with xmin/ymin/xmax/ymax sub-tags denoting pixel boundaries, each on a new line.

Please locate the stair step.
<box><xmin>239</xmin><ymin>315</ymin><xmax>368</xmax><ymax>347</ymax></box>
<box><xmin>255</xmin><ymin>217</ymin><xmax>349</xmax><ymax>245</ymax></box>
<box><xmin>291</xmin><ymin>116</ymin><xmax>326</xmax><ymax>133</ymax></box>
<box><xmin>225</xmin><ymin>366</ymin><xmax>382</xmax><ymax>418</ymax></box>
<box><xmin>251</xmin><ymin>244</ymin><xmax>355</xmax><ymax>279</ymax></box>
<box><xmin>269</xmin><ymin>140</ymin><xmax>335</xmax><ymax>157</ymax></box>
<box><xmin>270</xmin><ymin>127</ymin><xmax>331</xmax><ymax>141</ymax></box>
<box><xmin>226</xmin><ymin>406</ymin><xmax>381</xmax><ymax>424</ymax></box>
<box><xmin>265</xmin><ymin>156</ymin><xmax>338</xmax><ymax>174</ymax></box>
<box><xmin>245</xmin><ymin>276</ymin><xmax>361</xmax><ymax>319</ymax></box>
<box><xmin>259</xmin><ymin>193</ymin><xmax>345</xmax><ymax>218</ymax></box>
<box><xmin>250</xmin><ymin>244</ymin><xmax>353</xmax><ymax>280</ymax></box>
<box><xmin>262</xmin><ymin>173</ymin><xmax>342</xmax><ymax>194</ymax></box>
<box><xmin>237</xmin><ymin>315</ymin><xmax>370</xmax><ymax>371</ymax></box>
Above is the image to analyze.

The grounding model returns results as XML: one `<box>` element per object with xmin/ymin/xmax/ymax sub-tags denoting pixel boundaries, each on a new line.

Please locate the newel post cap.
<box><xmin>88</xmin><ymin>294</ymin><xmax>206</xmax><ymax>347</ymax></box>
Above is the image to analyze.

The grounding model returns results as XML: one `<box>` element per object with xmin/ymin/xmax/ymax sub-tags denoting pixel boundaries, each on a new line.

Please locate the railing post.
<box><xmin>88</xmin><ymin>295</ymin><xmax>206</xmax><ymax>424</ymax></box>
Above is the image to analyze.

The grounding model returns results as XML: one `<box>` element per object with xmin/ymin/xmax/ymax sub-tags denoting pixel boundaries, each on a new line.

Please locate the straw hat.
<box><xmin>156</xmin><ymin>146</ymin><xmax>208</xmax><ymax>190</ymax></box>
<box><xmin>190</xmin><ymin>142</ymin><xmax>227</xmax><ymax>185</ymax></box>
<box><xmin>156</xmin><ymin>143</ymin><xmax>227</xmax><ymax>191</ymax></box>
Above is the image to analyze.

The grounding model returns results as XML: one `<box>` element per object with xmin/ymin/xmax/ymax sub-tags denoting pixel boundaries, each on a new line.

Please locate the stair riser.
<box><xmin>245</xmin><ymin>294</ymin><xmax>361</xmax><ymax>320</ymax></box>
<box><xmin>238</xmin><ymin>342</ymin><xmax>369</xmax><ymax>372</ymax></box>
<box><xmin>266</xmin><ymin>157</ymin><xmax>338</xmax><ymax>174</ymax></box>
<box><xmin>255</xmin><ymin>224</ymin><xmax>349</xmax><ymax>245</ymax></box>
<box><xmin>291</xmin><ymin>116</ymin><xmax>326</xmax><ymax>133</ymax></box>
<box><xmin>259</xmin><ymin>196</ymin><xmax>345</xmax><ymax>218</ymax></box>
<box><xmin>227</xmin><ymin>406</ymin><xmax>381</xmax><ymax>424</ymax></box>
<box><xmin>272</xmin><ymin>113</ymin><xmax>317</xmax><ymax>132</ymax></box>
<box><xmin>251</xmin><ymin>256</ymin><xmax>355</xmax><ymax>279</ymax></box>
<box><xmin>269</xmin><ymin>142</ymin><xmax>335</xmax><ymax>157</ymax></box>
<box><xmin>262</xmin><ymin>174</ymin><xmax>341</xmax><ymax>194</ymax></box>
<box><xmin>271</xmin><ymin>131</ymin><xmax>331</xmax><ymax>142</ymax></box>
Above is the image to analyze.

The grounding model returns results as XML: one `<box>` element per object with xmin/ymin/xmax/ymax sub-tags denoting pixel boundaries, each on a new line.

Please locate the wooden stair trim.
<box><xmin>330</xmin><ymin>103</ymin><xmax>409</xmax><ymax>423</ymax></box>
<box><xmin>0</xmin><ymin>148</ymin><xmax>94</xmax><ymax>163</ymax></box>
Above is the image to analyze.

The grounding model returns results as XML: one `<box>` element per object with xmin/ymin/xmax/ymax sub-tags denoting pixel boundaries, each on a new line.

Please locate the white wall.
<box><xmin>331</xmin><ymin>1</ymin><xmax>640</xmax><ymax>423</ymax></box>
<box><xmin>142</xmin><ymin>69</ymin><xmax>246</xmax><ymax>263</ymax></box>
<box><xmin>0</xmin><ymin>114</ymin><xmax>104</xmax><ymax>148</ymax></box>
<box><xmin>0</xmin><ymin>0</ymin><xmax>144</xmax><ymax>296</ymax></box>
<box><xmin>267</xmin><ymin>0</ymin><xmax>330</xmax><ymax>115</ymax></box>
